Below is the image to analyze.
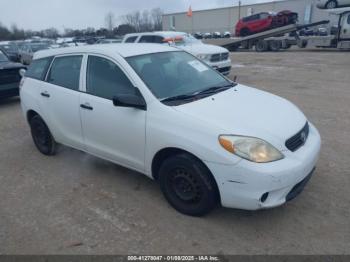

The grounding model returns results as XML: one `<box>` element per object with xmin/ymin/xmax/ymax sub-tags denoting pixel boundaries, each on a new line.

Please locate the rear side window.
<box><xmin>26</xmin><ymin>57</ymin><xmax>53</xmax><ymax>80</ymax></box>
<box><xmin>86</xmin><ymin>56</ymin><xmax>135</xmax><ymax>100</ymax></box>
<box><xmin>260</xmin><ymin>13</ymin><xmax>269</xmax><ymax>19</ymax></box>
<box><xmin>47</xmin><ymin>55</ymin><xmax>82</xmax><ymax>91</ymax></box>
<box><xmin>243</xmin><ymin>14</ymin><xmax>259</xmax><ymax>22</ymax></box>
<box><xmin>125</xmin><ymin>36</ymin><xmax>137</xmax><ymax>43</ymax></box>
<box><xmin>348</xmin><ymin>15</ymin><xmax>350</xmax><ymax>25</ymax></box>
<box><xmin>139</xmin><ymin>35</ymin><xmax>164</xmax><ymax>43</ymax></box>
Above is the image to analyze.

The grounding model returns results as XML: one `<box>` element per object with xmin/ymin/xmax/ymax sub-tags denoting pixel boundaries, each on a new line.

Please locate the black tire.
<box><xmin>297</xmin><ymin>39</ymin><xmax>308</xmax><ymax>48</ymax></box>
<box><xmin>255</xmin><ymin>40</ymin><xmax>269</xmax><ymax>52</ymax></box>
<box><xmin>240</xmin><ymin>28</ymin><xmax>251</xmax><ymax>37</ymax></box>
<box><xmin>269</xmin><ymin>40</ymin><xmax>281</xmax><ymax>51</ymax></box>
<box><xmin>326</xmin><ymin>0</ymin><xmax>337</xmax><ymax>9</ymax></box>
<box><xmin>159</xmin><ymin>153</ymin><xmax>219</xmax><ymax>216</ymax></box>
<box><xmin>29</xmin><ymin>115</ymin><xmax>57</xmax><ymax>156</ymax></box>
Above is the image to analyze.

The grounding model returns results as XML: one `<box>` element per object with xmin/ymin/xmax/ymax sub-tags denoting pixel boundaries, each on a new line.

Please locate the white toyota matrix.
<box><xmin>20</xmin><ymin>44</ymin><xmax>321</xmax><ymax>216</ymax></box>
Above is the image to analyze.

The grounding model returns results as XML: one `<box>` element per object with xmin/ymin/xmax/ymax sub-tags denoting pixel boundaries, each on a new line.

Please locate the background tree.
<box><xmin>115</xmin><ymin>24</ymin><xmax>136</xmax><ymax>36</ymax></box>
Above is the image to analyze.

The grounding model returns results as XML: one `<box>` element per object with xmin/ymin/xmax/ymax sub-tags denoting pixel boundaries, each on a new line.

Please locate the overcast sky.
<box><xmin>0</xmin><ymin>0</ymin><xmax>272</xmax><ymax>31</ymax></box>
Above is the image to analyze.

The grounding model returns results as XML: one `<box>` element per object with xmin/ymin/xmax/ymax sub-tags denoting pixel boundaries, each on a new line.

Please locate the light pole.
<box><xmin>238</xmin><ymin>0</ymin><xmax>242</xmax><ymax>20</ymax></box>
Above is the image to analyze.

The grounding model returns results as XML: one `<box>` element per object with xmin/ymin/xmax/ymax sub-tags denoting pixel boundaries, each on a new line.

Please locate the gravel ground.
<box><xmin>0</xmin><ymin>49</ymin><xmax>349</xmax><ymax>255</ymax></box>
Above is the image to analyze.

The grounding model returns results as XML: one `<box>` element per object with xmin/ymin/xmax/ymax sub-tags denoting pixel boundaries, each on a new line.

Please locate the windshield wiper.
<box><xmin>194</xmin><ymin>83</ymin><xmax>236</xmax><ymax>96</ymax></box>
<box><xmin>161</xmin><ymin>93</ymin><xmax>198</xmax><ymax>103</ymax></box>
<box><xmin>161</xmin><ymin>83</ymin><xmax>236</xmax><ymax>103</ymax></box>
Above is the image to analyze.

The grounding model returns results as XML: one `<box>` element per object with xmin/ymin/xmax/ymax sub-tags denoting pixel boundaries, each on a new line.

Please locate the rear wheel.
<box><xmin>255</xmin><ymin>40</ymin><xmax>269</xmax><ymax>52</ymax></box>
<box><xmin>326</xmin><ymin>0</ymin><xmax>337</xmax><ymax>9</ymax></box>
<box><xmin>269</xmin><ymin>40</ymin><xmax>282</xmax><ymax>51</ymax></box>
<box><xmin>159</xmin><ymin>153</ymin><xmax>219</xmax><ymax>216</ymax></box>
<box><xmin>29</xmin><ymin>115</ymin><xmax>57</xmax><ymax>156</ymax></box>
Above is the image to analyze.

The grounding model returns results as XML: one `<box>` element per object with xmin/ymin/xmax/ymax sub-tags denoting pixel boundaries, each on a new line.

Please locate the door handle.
<box><xmin>80</xmin><ymin>103</ymin><xmax>93</xmax><ymax>111</ymax></box>
<box><xmin>41</xmin><ymin>92</ymin><xmax>50</xmax><ymax>98</ymax></box>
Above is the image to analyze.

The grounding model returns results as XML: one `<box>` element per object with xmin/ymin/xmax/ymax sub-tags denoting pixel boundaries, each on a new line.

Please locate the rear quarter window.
<box><xmin>26</xmin><ymin>57</ymin><xmax>53</xmax><ymax>80</ymax></box>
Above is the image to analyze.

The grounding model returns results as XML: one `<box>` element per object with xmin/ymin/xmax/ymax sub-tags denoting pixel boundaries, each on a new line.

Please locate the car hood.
<box><xmin>180</xmin><ymin>43</ymin><xmax>229</xmax><ymax>55</ymax></box>
<box><xmin>0</xmin><ymin>61</ymin><xmax>24</xmax><ymax>69</ymax></box>
<box><xmin>173</xmin><ymin>84</ymin><xmax>307</xmax><ymax>150</ymax></box>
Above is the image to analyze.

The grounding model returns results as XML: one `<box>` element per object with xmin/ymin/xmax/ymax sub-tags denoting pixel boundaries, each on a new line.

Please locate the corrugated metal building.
<box><xmin>162</xmin><ymin>0</ymin><xmax>339</xmax><ymax>34</ymax></box>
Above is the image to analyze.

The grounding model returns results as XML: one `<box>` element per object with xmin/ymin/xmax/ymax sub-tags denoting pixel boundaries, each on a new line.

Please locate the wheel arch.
<box><xmin>26</xmin><ymin>109</ymin><xmax>39</xmax><ymax>124</ymax></box>
<box><xmin>151</xmin><ymin>147</ymin><xmax>221</xmax><ymax>202</ymax></box>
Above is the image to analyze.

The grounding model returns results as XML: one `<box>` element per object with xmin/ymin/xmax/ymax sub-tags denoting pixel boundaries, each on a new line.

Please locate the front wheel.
<box><xmin>159</xmin><ymin>153</ymin><xmax>219</xmax><ymax>216</ymax></box>
<box><xmin>29</xmin><ymin>115</ymin><xmax>57</xmax><ymax>156</ymax></box>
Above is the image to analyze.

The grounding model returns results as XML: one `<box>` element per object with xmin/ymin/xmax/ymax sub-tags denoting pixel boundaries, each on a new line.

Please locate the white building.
<box><xmin>162</xmin><ymin>0</ymin><xmax>339</xmax><ymax>34</ymax></box>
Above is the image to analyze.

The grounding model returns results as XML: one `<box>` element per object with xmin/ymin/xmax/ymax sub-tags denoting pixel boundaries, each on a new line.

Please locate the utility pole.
<box><xmin>238</xmin><ymin>0</ymin><xmax>242</xmax><ymax>20</ymax></box>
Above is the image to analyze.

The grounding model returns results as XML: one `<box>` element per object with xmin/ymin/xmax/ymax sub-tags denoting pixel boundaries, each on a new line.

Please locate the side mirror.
<box><xmin>113</xmin><ymin>93</ymin><xmax>147</xmax><ymax>111</ymax></box>
<box><xmin>19</xmin><ymin>68</ymin><xmax>26</xmax><ymax>77</ymax></box>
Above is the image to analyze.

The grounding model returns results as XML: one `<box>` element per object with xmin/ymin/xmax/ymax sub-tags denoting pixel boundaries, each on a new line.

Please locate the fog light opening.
<box><xmin>260</xmin><ymin>192</ymin><xmax>269</xmax><ymax>203</ymax></box>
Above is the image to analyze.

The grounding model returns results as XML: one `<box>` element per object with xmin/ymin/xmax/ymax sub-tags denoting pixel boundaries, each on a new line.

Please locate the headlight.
<box><xmin>219</xmin><ymin>135</ymin><xmax>284</xmax><ymax>163</ymax></box>
<box><xmin>197</xmin><ymin>54</ymin><xmax>211</xmax><ymax>61</ymax></box>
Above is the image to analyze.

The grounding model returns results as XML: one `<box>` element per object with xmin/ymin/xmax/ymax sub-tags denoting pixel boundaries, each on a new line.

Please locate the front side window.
<box><xmin>0</xmin><ymin>44</ymin><xmax>18</xmax><ymax>52</ymax></box>
<box><xmin>47</xmin><ymin>55</ymin><xmax>82</xmax><ymax>91</ymax></box>
<box><xmin>125</xmin><ymin>36</ymin><xmax>137</xmax><ymax>43</ymax></box>
<box><xmin>26</xmin><ymin>57</ymin><xmax>53</xmax><ymax>80</ymax></box>
<box><xmin>126</xmin><ymin>51</ymin><xmax>231</xmax><ymax>100</ymax></box>
<box><xmin>347</xmin><ymin>14</ymin><xmax>350</xmax><ymax>25</ymax></box>
<box><xmin>86</xmin><ymin>56</ymin><xmax>135</xmax><ymax>100</ymax></box>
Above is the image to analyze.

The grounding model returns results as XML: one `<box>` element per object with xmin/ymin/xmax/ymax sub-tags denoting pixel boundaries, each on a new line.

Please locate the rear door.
<box><xmin>80</xmin><ymin>54</ymin><xmax>146</xmax><ymax>172</ymax></box>
<box><xmin>39</xmin><ymin>54</ymin><xmax>85</xmax><ymax>149</ymax></box>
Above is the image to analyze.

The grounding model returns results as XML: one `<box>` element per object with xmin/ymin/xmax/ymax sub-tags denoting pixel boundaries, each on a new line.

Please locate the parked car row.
<box><xmin>0</xmin><ymin>36</ymin><xmax>123</xmax><ymax>66</ymax></box>
<box><xmin>194</xmin><ymin>32</ymin><xmax>231</xmax><ymax>39</ymax></box>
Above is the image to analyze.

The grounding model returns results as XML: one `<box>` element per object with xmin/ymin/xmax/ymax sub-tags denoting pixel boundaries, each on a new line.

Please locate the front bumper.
<box><xmin>0</xmin><ymin>82</ymin><xmax>20</xmax><ymax>99</ymax></box>
<box><xmin>207</xmin><ymin>59</ymin><xmax>232</xmax><ymax>75</ymax></box>
<box><xmin>205</xmin><ymin>123</ymin><xmax>321</xmax><ymax>210</ymax></box>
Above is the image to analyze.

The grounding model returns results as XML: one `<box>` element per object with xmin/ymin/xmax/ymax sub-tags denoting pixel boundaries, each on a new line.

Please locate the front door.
<box><xmin>80</xmin><ymin>55</ymin><xmax>146</xmax><ymax>172</ymax></box>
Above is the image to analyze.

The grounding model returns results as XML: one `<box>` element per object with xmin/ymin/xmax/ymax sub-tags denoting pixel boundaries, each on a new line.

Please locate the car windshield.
<box><xmin>0</xmin><ymin>44</ymin><xmax>18</xmax><ymax>52</ymax></box>
<box><xmin>31</xmin><ymin>44</ymin><xmax>49</xmax><ymax>52</ymax></box>
<box><xmin>126</xmin><ymin>51</ymin><xmax>232</xmax><ymax>102</ymax></box>
<box><xmin>0</xmin><ymin>50</ymin><xmax>9</xmax><ymax>62</ymax></box>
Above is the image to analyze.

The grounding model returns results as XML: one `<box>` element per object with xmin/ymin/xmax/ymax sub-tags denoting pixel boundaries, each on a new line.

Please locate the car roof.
<box><xmin>33</xmin><ymin>43</ymin><xmax>179</xmax><ymax>60</ymax></box>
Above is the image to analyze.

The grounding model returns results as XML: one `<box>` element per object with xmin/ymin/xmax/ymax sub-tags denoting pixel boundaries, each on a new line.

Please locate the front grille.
<box><xmin>285</xmin><ymin>122</ymin><xmax>309</xmax><ymax>152</ymax></box>
<box><xmin>210</xmin><ymin>52</ymin><xmax>229</xmax><ymax>62</ymax></box>
<box><xmin>0</xmin><ymin>69</ymin><xmax>21</xmax><ymax>85</ymax></box>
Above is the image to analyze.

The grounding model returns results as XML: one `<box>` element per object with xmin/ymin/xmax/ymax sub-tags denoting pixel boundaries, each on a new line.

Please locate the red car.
<box><xmin>235</xmin><ymin>11</ymin><xmax>298</xmax><ymax>37</ymax></box>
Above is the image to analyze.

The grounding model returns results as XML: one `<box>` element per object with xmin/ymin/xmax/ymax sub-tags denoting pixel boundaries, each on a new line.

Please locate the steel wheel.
<box><xmin>169</xmin><ymin>168</ymin><xmax>203</xmax><ymax>204</ymax></box>
<box><xmin>159</xmin><ymin>153</ymin><xmax>219</xmax><ymax>216</ymax></box>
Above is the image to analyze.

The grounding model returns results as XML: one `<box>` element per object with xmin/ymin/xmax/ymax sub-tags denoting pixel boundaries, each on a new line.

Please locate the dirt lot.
<box><xmin>0</xmin><ymin>50</ymin><xmax>349</xmax><ymax>255</ymax></box>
